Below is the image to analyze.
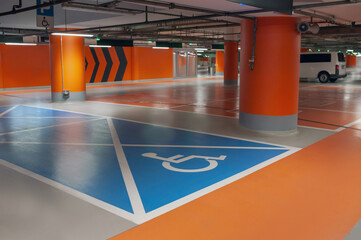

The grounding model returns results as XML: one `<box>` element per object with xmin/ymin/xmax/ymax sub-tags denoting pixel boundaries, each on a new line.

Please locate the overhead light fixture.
<box><xmin>51</xmin><ymin>33</ymin><xmax>94</xmax><ymax>37</ymax></box>
<box><xmin>195</xmin><ymin>48</ymin><xmax>207</xmax><ymax>51</ymax></box>
<box><xmin>89</xmin><ymin>45</ymin><xmax>111</xmax><ymax>48</ymax></box>
<box><xmin>347</xmin><ymin>49</ymin><xmax>354</xmax><ymax>52</ymax></box>
<box><xmin>5</xmin><ymin>42</ymin><xmax>37</xmax><ymax>46</ymax></box>
<box><xmin>153</xmin><ymin>47</ymin><xmax>169</xmax><ymax>49</ymax></box>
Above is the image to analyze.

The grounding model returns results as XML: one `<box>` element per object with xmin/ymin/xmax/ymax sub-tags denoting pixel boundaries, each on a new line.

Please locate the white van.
<box><xmin>300</xmin><ymin>52</ymin><xmax>347</xmax><ymax>83</ymax></box>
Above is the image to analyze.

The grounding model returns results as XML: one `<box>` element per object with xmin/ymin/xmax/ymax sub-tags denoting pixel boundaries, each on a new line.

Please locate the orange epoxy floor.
<box><xmin>90</xmin><ymin>78</ymin><xmax>361</xmax><ymax>239</ymax></box>
<box><xmin>89</xmin><ymin>80</ymin><xmax>361</xmax><ymax>131</ymax></box>
<box><xmin>110</xmin><ymin>126</ymin><xmax>361</xmax><ymax>240</ymax></box>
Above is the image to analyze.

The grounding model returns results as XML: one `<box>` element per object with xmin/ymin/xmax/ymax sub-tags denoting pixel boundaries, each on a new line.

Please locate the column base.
<box><xmin>239</xmin><ymin>112</ymin><xmax>297</xmax><ymax>131</ymax></box>
<box><xmin>224</xmin><ymin>79</ymin><xmax>238</xmax><ymax>86</ymax></box>
<box><xmin>52</xmin><ymin>91</ymin><xmax>86</xmax><ymax>102</ymax></box>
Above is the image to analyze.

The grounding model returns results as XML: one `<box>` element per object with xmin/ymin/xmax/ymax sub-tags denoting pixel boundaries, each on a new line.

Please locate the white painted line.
<box><xmin>1</xmin><ymin>117</ymin><xmax>98</xmax><ymax>119</ymax></box>
<box><xmin>29</xmin><ymin>103</ymin><xmax>300</xmax><ymax>150</ymax></box>
<box><xmin>299</xmin><ymin>107</ymin><xmax>361</xmax><ymax>115</ymax></box>
<box><xmin>0</xmin><ymin>158</ymin><xmax>140</xmax><ymax>224</ymax></box>
<box><xmin>121</xmin><ymin>144</ymin><xmax>288</xmax><ymax>150</ymax></box>
<box><xmin>0</xmin><ymin>141</ymin><xmax>114</xmax><ymax>146</ymax></box>
<box><xmin>108</xmin><ymin>117</ymin><xmax>300</xmax><ymax>151</ymax></box>
<box><xmin>0</xmin><ymin>105</ymin><xmax>19</xmax><ymax>117</ymax></box>
<box><xmin>87</xmin><ymin>100</ymin><xmax>237</xmax><ymax>119</ymax></box>
<box><xmin>0</xmin><ymin>118</ymin><xmax>103</xmax><ymax>136</ymax></box>
<box><xmin>317</xmin><ymin>101</ymin><xmax>337</xmax><ymax>107</ymax></box>
<box><xmin>141</xmin><ymin>148</ymin><xmax>300</xmax><ymax>223</ymax></box>
<box><xmin>107</xmin><ymin>118</ymin><xmax>146</xmax><ymax>221</ymax></box>
<box><xmin>297</xmin><ymin>125</ymin><xmax>337</xmax><ymax>132</ymax></box>
<box><xmin>335</xmin><ymin>118</ymin><xmax>361</xmax><ymax>132</ymax></box>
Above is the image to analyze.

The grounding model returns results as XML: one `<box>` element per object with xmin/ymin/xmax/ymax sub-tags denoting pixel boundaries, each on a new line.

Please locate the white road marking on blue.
<box><xmin>0</xmin><ymin>105</ymin><xmax>300</xmax><ymax>224</ymax></box>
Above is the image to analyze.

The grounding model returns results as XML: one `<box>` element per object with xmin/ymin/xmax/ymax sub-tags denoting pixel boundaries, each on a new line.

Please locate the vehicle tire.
<box><xmin>330</xmin><ymin>78</ymin><xmax>338</xmax><ymax>83</ymax></box>
<box><xmin>318</xmin><ymin>72</ymin><xmax>330</xmax><ymax>83</ymax></box>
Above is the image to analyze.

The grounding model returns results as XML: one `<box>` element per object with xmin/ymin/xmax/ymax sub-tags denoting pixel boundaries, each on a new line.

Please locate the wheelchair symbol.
<box><xmin>142</xmin><ymin>152</ymin><xmax>226</xmax><ymax>173</ymax></box>
<box><xmin>42</xmin><ymin>17</ymin><xmax>49</xmax><ymax>27</ymax></box>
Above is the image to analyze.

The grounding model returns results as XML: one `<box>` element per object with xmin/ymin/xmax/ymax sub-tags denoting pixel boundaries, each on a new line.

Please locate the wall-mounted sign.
<box><xmin>229</xmin><ymin>0</ymin><xmax>294</xmax><ymax>15</ymax></box>
<box><xmin>36</xmin><ymin>0</ymin><xmax>54</xmax><ymax>28</ymax></box>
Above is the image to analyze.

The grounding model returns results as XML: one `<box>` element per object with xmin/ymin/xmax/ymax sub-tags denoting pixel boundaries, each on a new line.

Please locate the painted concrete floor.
<box><xmin>0</xmin><ymin>74</ymin><xmax>361</xmax><ymax>240</ymax></box>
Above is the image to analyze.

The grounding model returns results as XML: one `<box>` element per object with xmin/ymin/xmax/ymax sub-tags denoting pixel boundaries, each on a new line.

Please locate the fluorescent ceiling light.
<box><xmin>89</xmin><ymin>45</ymin><xmax>111</xmax><ymax>48</ymax></box>
<box><xmin>153</xmin><ymin>47</ymin><xmax>169</xmax><ymax>49</ymax></box>
<box><xmin>5</xmin><ymin>42</ymin><xmax>37</xmax><ymax>46</ymax></box>
<box><xmin>195</xmin><ymin>48</ymin><xmax>207</xmax><ymax>51</ymax></box>
<box><xmin>347</xmin><ymin>49</ymin><xmax>354</xmax><ymax>52</ymax></box>
<box><xmin>52</xmin><ymin>33</ymin><xmax>94</xmax><ymax>37</ymax></box>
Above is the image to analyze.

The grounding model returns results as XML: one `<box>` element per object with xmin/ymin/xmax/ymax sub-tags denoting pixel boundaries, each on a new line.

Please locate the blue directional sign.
<box><xmin>36</xmin><ymin>0</ymin><xmax>54</xmax><ymax>28</ymax></box>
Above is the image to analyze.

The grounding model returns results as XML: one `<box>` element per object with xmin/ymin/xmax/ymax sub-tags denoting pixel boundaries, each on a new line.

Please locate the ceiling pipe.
<box><xmin>118</xmin><ymin>0</ymin><xmax>247</xmax><ymax>19</ymax></box>
<box><xmin>55</xmin><ymin>12</ymin><xmax>252</xmax><ymax>34</ymax></box>
<box><xmin>293</xmin><ymin>0</ymin><xmax>360</xmax><ymax>10</ymax></box>
<box><xmin>12</xmin><ymin>0</ymin><xmax>23</xmax><ymax>11</ymax></box>
<box><xmin>63</xmin><ymin>2</ymin><xmax>234</xmax><ymax>25</ymax></box>
<box><xmin>0</xmin><ymin>0</ymin><xmax>69</xmax><ymax>17</ymax></box>
<box><xmin>60</xmin><ymin>0</ymin><xmax>361</xmax><ymax>35</ymax></box>
<box><xmin>61</xmin><ymin>2</ymin><xmax>141</xmax><ymax>15</ymax></box>
<box><xmin>294</xmin><ymin>10</ymin><xmax>349</xmax><ymax>26</ymax></box>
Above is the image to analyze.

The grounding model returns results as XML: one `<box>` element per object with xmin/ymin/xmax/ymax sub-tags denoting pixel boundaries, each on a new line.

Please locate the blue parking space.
<box><xmin>112</xmin><ymin>119</ymin><xmax>281</xmax><ymax>148</ymax></box>
<box><xmin>0</xmin><ymin>106</ymin><xmax>14</xmax><ymax>114</ymax></box>
<box><xmin>123</xmin><ymin>146</ymin><xmax>288</xmax><ymax>213</ymax></box>
<box><xmin>0</xmin><ymin>143</ymin><xmax>133</xmax><ymax>213</ymax></box>
<box><xmin>3</xmin><ymin>105</ymin><xmax>96</xmax><ymax>118</ymax></box>
<box><xmin>0</xmin><ymin>105</ymin><xmax>293</xmax><ymax>221</ymax></box>
<box><xmin>0</xmin><ymin>119</ymin><xmax>113</xmax><ymax>144</ymax></box>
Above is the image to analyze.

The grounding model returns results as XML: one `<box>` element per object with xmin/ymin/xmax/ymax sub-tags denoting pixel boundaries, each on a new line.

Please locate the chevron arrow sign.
<box><xmin>85</xmin><ymin>46</ymin><xmax>128</xmax><ymax>83</ymax></box>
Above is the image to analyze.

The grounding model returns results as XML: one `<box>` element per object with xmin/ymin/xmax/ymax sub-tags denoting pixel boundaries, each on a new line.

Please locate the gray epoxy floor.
<box><xmin>0</xmin><ymin>163</ymin><xmax>136</xmax><ymax>240</ymax></box>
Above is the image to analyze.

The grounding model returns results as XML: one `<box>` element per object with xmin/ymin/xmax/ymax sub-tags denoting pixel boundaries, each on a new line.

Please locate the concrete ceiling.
<box><xmin>0</xmin><ymin>0</ymin><xmax>361</xmax><ymax>49</ymax></box>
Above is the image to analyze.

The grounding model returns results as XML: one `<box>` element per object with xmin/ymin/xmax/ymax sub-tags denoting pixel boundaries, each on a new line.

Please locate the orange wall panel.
<box><xmin>131</xmin><ymin>47</ymin><xmax>173</xmax><ymax>80</ymax></box>
<box><xmin>1</xmin><ymin>44</ymin><xmax>50</xmax><ymax>88</ymax></box>
<box><xmin>0</xmin><ymin>46</ymin><xmax>3</xmax><ymax>89</ymax></box>
<box><xmin>122</xmin><ymin>47</ymin><xmax>132</xmax><ymax>80</ymax></box>
<box><xmin>346</xmin><ymin>54</ymin><xmax>357</xmax><ymax>67</ymax></box>
<box><xmin>0</xmin><ymin>45</ymin><xmax>173</xmax><ymax>89</ymax></box>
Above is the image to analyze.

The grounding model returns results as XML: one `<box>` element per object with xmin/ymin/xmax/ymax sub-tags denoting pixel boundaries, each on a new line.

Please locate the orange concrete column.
<box><xmin>224</xmin><ymin>42</ymin><xmax>239</xmax><ymax>85</ymax></box>
<box><xmin>50</xmin><ymin>34</ymin><xmax>85</xmax><ymax>102</ymax></box>
<box><xmin>0</xmin><ymin>45</ymin><xmax>3</xmax><ymax>89</ymax></box>
<box><xmin>216</xmin><ymin>51</ymin><xmax>224</xmax><ymax>73</ymax></box>
<box><xmin>346</xmin><ymin>54</ymin><xmax>357</xmax><ymax>67</ymax></box>
<box><xmin>239</xmin><ymin>17</ymin><xmax>301</xmax><ymax>131</ymax></box>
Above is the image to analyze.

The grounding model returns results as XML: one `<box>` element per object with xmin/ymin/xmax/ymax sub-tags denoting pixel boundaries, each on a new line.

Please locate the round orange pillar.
<box><xmin>50</xmin><ymin>34</ymin><xmax>86</xmax><ymax>102</ymax></box>
<box><xmin>216</xmin><ymin>51</ymin><xmax>224</xmax><ymax>74</ymax></box>
<box><xmin>239</xmin><ymin>17</ymin><xmax>301</xmax><ymax>131</ymax></box>
<box><xmin>224</xmin><ymin>41</ymin><xmax>239</xmax><ymax>85</ymax></box>
<box><xmin>346</xmin><ymin>54</ymin><xmax>357</xmax><ymax>67</ymax></box>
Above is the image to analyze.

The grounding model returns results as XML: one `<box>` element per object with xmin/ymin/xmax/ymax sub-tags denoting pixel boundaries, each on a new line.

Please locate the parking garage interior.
<box><xmin>1</xmin><ymin>0</ymin><xmax>361</xmax><ymax>240</ymax></box>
